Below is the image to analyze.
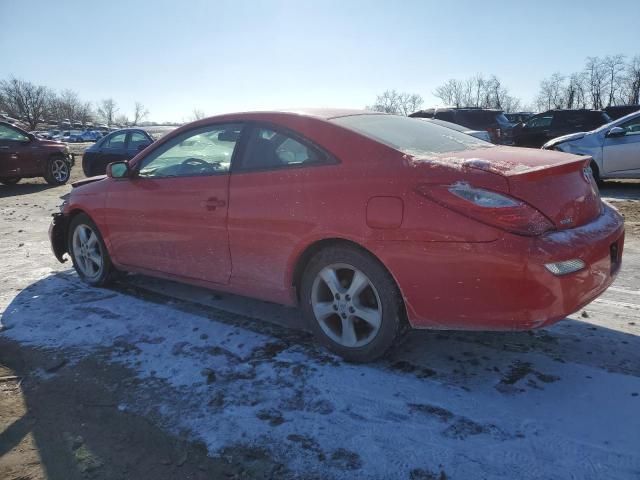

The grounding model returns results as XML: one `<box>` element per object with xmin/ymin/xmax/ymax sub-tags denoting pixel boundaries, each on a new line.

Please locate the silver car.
<box><xmin>542</xmin><ymin>110</ymin><xmax>640</xmax><ymax>182</ymax></box>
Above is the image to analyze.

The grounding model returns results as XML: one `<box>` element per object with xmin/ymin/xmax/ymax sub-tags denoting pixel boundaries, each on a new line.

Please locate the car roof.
<box><xmin>214</xmin><ymin>108</ymin><xmax>383</xmax><ymax>120</ymax></box>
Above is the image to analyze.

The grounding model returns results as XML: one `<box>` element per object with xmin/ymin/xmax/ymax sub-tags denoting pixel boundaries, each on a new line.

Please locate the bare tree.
<box><xmin>77</xmin><ymin>102</ymin><xmax>94</xmax><ymax>125</ymax></box>
<box><xmin>97</xmin><ymin>98</ymin><xmax>118</xmax><ymax>126</ymax></box>
<box><xmin>49</xmin><ymin>89</ymin><xmax>84</xmax><ymax>123</ymax></box>
<box><xmin>191</xmin><ymin>108</ymin><xmax>206</xmax><ymax>121</ymax></box>
<box><xmin>397</xmin><ymin>92</ymin><xmax>424</xmax><ymax>115</ymax></box>
<box><xmin>132</xmin><ymin>102</ymin><xmax>149</xmax><ymax>126</ymax></box>
<box><xmin>368</xmin><ymin>90</ymin><xmax>402</xmax><ymax>114</ymax></box>
<box><xmin>368</xmin><ymin>90</ymin><xmax>425</xmax><ymax>115</ymax></box>
<box><xmin>585</xmin><ymin>57</ymin><xmax>608</xmax><ymax>109</ymax></box>
<box><xmin>564</xmin><ymin>72</ymin><xmax>587</xmax><ymax>109</ymax></box>
<box><xmin>535</xmin><ymin>73</ymin><xmax>566</xmax><ymax>111</ymax></box>
<box><xmin>623</xmin><ymin>55</ymin><xmax>640</xmax><ymax>105</ymax></box>
<box><xmin>114</xmin><ymin>114</ymin><xmax>130</xmax><ymax>126</ymax></box>
<box><xmin>434</xmin><ymin>74</ymin><xmax>521</xmax><ymax>111</ymax></box>
<box><xmin>603</xmin><ymin>54</ymin><xmax>626</xmax><ymax>106</ymax></box>
<box><xmin>433</xmin><ymin>80</ymin><xmax>464</xmax><ymax>107</ymax></box>
<box><xmin>0</xmin><ymin>77</ymin><xmax>52</xmax><ymax>130</ymax></box>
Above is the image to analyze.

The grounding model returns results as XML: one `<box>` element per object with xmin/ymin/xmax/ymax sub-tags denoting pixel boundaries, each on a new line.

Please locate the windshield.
<box><xmin>594</xmin><ymin>111</ymin><xmax>639</xmax><ymax>133</ymax></box>
<box><xmin>331</xmin><ymin>114</ymin><xmax>491</xmax><ymax>156</ymax></box>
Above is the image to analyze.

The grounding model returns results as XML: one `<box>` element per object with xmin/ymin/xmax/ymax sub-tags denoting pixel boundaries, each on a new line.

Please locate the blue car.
<box><xmin>82</xmin><ymin>128</ymin><xmax>154</xmax><ymax>176</ymax></box>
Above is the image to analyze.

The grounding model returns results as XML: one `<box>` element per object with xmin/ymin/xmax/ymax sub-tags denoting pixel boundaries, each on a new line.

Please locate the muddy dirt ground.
<box><xmin>1</xmin><ymin>149</ymin><xmax>639</xmax><ymax>479</ymax></box>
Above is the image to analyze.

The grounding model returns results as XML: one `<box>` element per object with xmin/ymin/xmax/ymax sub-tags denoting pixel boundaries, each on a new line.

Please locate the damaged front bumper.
<box><xmin>49</xmin><ymin>212</ymin><xmax>69</xmax><ymax>262</ymax></box>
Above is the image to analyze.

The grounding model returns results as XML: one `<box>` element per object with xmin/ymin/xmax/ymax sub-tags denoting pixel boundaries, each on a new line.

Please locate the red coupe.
<box><xmin>49</xmin><ymin>110</ymin><xmax>625</xmax><ymax>361</ymax></box>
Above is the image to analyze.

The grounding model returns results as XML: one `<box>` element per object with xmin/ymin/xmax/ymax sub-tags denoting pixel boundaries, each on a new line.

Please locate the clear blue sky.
<box><xmin>1</xmin><ymin>0</ymin><xmax>638</xmax><ymax>122</ymax></box>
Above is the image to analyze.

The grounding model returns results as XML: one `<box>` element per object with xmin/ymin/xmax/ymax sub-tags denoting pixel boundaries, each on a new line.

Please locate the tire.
<box><xmin>300</xmin><ymin>245</ymin><xmax>405</xmax><ymax>362</ymax></box>
<box><xmin>590</xmin><ymin>161</ymin><xmax>603</xmax><ymax>187</ymax></box>
<box><xmin>44</xmin><ymin>155</ymin><xmax>71</xmax><ymax>185</ymax></box>
<box><xmin>68</xmin><ymin>213</ymin><xmax>115</xmax><ymax>286</ymax></box>
<box><xmin>0</xmin><ymin>177</ymin><xmax>21</xmax><ymax>185</ymax></box>
<box><xmin>81</xmin><ymin>158</ymin><xmax>92</xmax><ymax>177</ymax></box>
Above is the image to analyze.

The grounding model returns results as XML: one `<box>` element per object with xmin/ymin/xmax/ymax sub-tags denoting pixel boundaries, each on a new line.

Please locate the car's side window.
<box><xmin>620</xmin><ymin>117</ymin><xmax>640</xmax><ymax>136</ymax></box>
<box><xmin>104</xmin><ymin>132</ymin><xmax>126</xmax><ymax>149</ymax></box>
<box><xmin>137</xmin><ymin>123</ymin><xmax>242</xmax><ymax>178</ymax></box>
<box><xmin>0</xmin><ymin>124</ymin><xmax>28</xmax><ymax>142</ymax></box>
<box><xmin>238</xmin><ymin>126</ymin><xmax>326</xmax><ymax>171</ymax></box>
<box><xmin>128</xmin><ymin>131</ymin><xmax>151</xmax><ymax>150</ymax></box>
<box><xmin>525</xmin><ymin>115</ymin><xmax>553</xmax><ymax>129</ymax></box>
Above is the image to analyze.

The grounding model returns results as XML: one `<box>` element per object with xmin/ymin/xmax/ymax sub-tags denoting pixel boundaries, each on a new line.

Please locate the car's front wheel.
<box><xmin>68</xmin><ymin>214</ymin><xmax>115</xmax><ymax>286</ymax></box>
<box><xmin>300</xmin><ymin>246</ymin><xmax>405</xmax><ymax>362</ymax></box>
<box><xmin>44</xmin><ymin>156</ymin><xmax>71</xmax><ymax>185</ymax></box>
<box><xmin>0</xmin><ymin>177</ymin><xmax>21</xmax><ymax>185</ymax></box>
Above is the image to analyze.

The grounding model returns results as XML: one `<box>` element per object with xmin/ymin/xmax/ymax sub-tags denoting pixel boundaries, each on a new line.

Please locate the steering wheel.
<box><xmin>181</xmin><ymin>157</ymin><xmax>209</xmax><ymax>167</ymax></box>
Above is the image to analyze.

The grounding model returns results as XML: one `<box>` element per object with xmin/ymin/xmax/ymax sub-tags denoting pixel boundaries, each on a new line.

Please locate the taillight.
<box><xmin>415</xmin><ymin>182</ymin><xmax>554</xmax><ymax>236</ymax></box>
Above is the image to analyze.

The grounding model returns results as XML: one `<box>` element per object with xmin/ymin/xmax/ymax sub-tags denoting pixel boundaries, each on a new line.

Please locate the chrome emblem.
<box><xmin>560</xmin><ymin>217</ymin><xmax>573</xmax><ymax>225</ymax></box>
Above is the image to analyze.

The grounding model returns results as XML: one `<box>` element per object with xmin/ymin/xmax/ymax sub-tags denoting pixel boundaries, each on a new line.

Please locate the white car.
<box><xmin>542</xmin><ymin>110</ymin><xmax>640</xmax><ymax>181</ymax></box>
<box><xmin>419</xmin><ymin>118</ymin><xmax>492</xmax><ymax>143</ymax></box>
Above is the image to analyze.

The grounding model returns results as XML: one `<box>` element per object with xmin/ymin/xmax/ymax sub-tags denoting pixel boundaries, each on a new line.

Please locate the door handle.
<box><xmin>200</xmin><ymin>197</ymin><xmax>226</xmax><ymax>211</ymax></box>
<box><xmin>0</xmin><ymin>146</ymin><xmax>9</xmax><ymax>150</ymax></box>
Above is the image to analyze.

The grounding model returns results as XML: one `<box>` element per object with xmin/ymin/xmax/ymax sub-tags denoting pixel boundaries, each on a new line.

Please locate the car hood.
<box><xmin>37</xmin><ymin>139</ymin><xmax>67</xmax><ymax>148</ymax></box>
<box><xmin>72</xmin><ymin>175</ymin><xmax>106</xmax><ymax>188</ymax></box>
<box><xmin>543</xmin><ymin>132</ymin><xmax>587</xmax><ymax>148</ymax></box>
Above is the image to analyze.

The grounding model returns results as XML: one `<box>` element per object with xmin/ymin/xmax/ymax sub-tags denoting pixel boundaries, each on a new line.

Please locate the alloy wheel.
<box><xmin>52</xmin><ymin>159</ymin><xmax>69</xmax><ymax>182</ymax></box>
<box><xmin>311</xmin><ymin>263</ymin><xmax>382</xmax><ymax>348</ymax></box>
<box><xmin>72</xmin><ymin>224</ymin><xmax>103</xmax><ymax>280</ymax></box>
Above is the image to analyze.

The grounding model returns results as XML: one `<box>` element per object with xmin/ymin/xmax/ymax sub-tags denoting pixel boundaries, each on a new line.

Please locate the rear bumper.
<box><xmin>49</xmin><ymin>213</ymin><xmax>69</xmax><ymax>263</ymax></box>
<box><xmin>380</xmin><ymin>203</ymin><xmax>625</xmax><ymax>330</ymax></box>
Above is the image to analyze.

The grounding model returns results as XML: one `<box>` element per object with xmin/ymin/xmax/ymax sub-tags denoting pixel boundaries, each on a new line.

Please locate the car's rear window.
<box><xmin>331</xmin><ymin>114</ymin><xmax>490</xmax><ymax>156</ymax></box>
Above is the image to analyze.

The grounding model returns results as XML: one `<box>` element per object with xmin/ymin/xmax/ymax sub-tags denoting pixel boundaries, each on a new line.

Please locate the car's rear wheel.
<box><xmin>68</xmin><ymin>214</ymin><xmax>115</xmax><ymax>286</ymax></box>
<box><xmin>44</xmin><ymin>156</ymin><xmax>71</xmax><ymax>185</ymax></box>
<box><xmin>0</xmin><ymin>177</ymin><xmax>21</xmax><ymax>185</ymax></box>
<box><xmin>300</xmin><ymin>246</ymin><xmax>405</xmax><ymax>362</ymax></box>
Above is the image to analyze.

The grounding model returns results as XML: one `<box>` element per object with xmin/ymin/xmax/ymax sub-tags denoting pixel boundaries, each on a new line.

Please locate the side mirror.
<box><xmin>606</xmin><ymin>126</ymin><xmax>626</xmax><ymax>138</ymax></box>
<box><xmin>106</xmin><ymin>161</ymin><xmax>129</xmax><ymax>179</ymax></box>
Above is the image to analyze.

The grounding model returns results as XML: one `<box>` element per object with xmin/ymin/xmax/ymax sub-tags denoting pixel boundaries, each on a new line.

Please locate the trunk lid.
<box><xmin>426</xmin><ymin>146</ymin><xmax>602</xmax><ymax>230</ymax></box>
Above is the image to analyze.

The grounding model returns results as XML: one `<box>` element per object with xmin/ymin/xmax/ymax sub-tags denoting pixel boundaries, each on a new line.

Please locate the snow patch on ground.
<box><xmin>2</xmin><ymin>268</ymin><xmax>640</xmax><ymax>479</ymax></box>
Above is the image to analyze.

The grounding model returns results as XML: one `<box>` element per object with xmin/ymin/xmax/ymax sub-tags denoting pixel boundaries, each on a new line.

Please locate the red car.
<box><xmin>49</xmin><ymin>110</ymin><xmax>625</xmax><ymax>362</ymax></box>
<box><xmin>0</xmin><ymin>121</ymin><xmax>74</xmax><ymax>185</ymax></box>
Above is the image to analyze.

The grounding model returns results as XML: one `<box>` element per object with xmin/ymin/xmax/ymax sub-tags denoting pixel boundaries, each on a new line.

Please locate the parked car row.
<box><xmin>410</xmin><ymin>106</ymin><xmax>639</xmax><ymax>151</ymax></box>
<box><xmin>410</xmin><ymin>108</ymin><xmax>513</xmax><ymax>144</ymax></box>
<box><xmin>32</xmin><ymin>129</ymin><xmax>106</xmax><ymax>143</ymax></box>
<box><xmin>542</xmin><ymin>110</ymin><xmax>640</xmax><ymax>182</ymax></box>
<box><xmin>512</xmin><ymin>109</ymin><xmax>613</xmax><ymax>148</ymax></box>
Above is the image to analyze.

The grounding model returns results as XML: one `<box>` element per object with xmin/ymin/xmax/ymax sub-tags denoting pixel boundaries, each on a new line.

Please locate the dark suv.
<box><xmin>512</xmin><ymin>109</ymin><xmax>611</xmax><ymax>148</ymax></box>
<box><xmin>410</xmin><ymin>108</ymin><xmax>513</xmax><ymax>144</ymax></box>
<box><xmin>604</xmin><ymin>105</ymin><xmax>640</xmax><ymax>120</ymax></box>
<box><xmin>0</xmin><ymin>121</ymin><xmax>74</xmax><ymax>185</ymax></box>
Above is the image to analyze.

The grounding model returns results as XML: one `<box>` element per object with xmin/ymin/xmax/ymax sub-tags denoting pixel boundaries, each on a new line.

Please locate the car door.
<box><xmin>227</xmin><ymin>124</ymin><xmax>336</xmax><ymax>300</ymax></box>
<box><xmin>516</xmin><ymin>113</ymin><xmax>553</xmax><ymax>147</ymax></box>
<box><xmin>0</xmin><ymin>124</ymin><xmax>38</xmax><ymax>177</ymax></box>
<box><xmin>602</xmin><ymin>116</ymin><xmax>640</xmax><ymax>175</ymax></box>
<box><xmin>97</xmin><ymin>131</ymin><xmax>129</xmax><ymax>172</ymax></box>
<box><xmin>104</xmin><ymin>122</ymin><xmax>243</xmax><ymax>284</ymax></box>
<box><xmin>125</xmin><ymin>131</ymin><xmax>153</xmax><ymax>157</ymax></box>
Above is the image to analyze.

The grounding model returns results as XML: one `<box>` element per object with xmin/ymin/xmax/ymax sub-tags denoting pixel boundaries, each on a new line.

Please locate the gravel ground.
<box><xmin>1</xmin><ymin>157</ymin><xmax>640</xmax><ymax>479</ymax></box>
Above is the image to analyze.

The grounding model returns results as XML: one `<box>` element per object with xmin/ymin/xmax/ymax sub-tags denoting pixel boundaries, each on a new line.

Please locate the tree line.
<box><xmin>369</xmin><ymin>53</ymin><xmax>639</xmax><ymax>115</ymax></box>
<box><xmin>0</xmin><ymin>76</ymin><xmax>149</xmax><ymax>130</ymax></box>
<box><xmin>535</xmin><ymin>55</ymin><xmax>640</xmax><ymax>111</ymax></box>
